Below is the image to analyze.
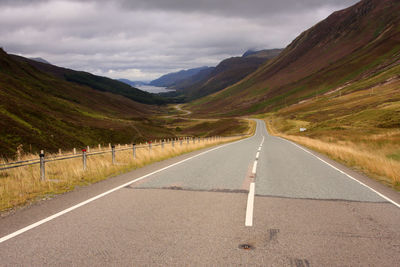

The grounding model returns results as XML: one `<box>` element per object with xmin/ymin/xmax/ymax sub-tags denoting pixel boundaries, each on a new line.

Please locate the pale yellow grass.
<box><xmin>0</xmin><ymin>137</ymin><xmax>243</xmax><ymax>212</ymax></box>
<box><xmin>266</xmin><ymin>120</ymin><xmax>400</xmax><ymax>188</ymax></box>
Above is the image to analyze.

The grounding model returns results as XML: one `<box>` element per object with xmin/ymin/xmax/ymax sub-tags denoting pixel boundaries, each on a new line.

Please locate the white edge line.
<box><xmin>0</xmin><ymin>135</ymin><xmax>254</xmax><ymax>244</ymax></box>
<box><xmin>256</xmin><ymin>152</ymin><xmax>260</xmax><ymax>160</ymax></box>
<box><xmin>245</xmin><ymin>182</ymin><xmax>255</xmax><ymax>227</ymax></box>
<box><xmin>277</xmin><ymin>137</ymin><xmax>400</xmax><ymax>208</ymax></box>
<box><xmin>252</xmin><ymin>161</ymin><xmax>258</xmax><ymax>175</ymax></box>
<box><xmin>258</xmin><ymin>147</ymin><xmax>261</xmax><ymax>151</ymax></box>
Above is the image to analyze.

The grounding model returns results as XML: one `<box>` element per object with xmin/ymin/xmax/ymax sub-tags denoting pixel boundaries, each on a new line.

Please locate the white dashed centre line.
<box><xmin>252</xmin><ymin>160</ymin><xmax>258</xmax><ymax>175</ymax></box>
<box><xmin>245</xmin><ymin>136</ymin><xmax>264</xmax><ymax>226</ymax></box>
<box><xmin>245</xmin><ymin>182</ymin><xmax>255</xmax><ymax>227</ymax></box>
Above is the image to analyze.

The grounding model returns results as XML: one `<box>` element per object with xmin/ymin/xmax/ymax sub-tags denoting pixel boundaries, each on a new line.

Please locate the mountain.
<box><xmin>242</xmin><ymin>49</ymin><xmax>282</xmax><ymax>58</ymax></box>
<box><xmin>190</xmin><ymin>0</ymin><xmax>400</xmax><ymax>116</ymax></box>
<box><xmin>149</xmin><ymin>66</ymin><xmax>210</xmax><ymax>87</ymax></box>
<box><xmin>118</xmin><ymin>78</ymin><xmax>138</xmax><ymax>87</ymax></box>
<box><xmin>170</xmin><ymin>67</ymin><xmax>216</xmax><ymax>91</ymax></box>
<box><xmin>11</xmin><ymin>55</ymin><xmax>166</xmax><ymax>105</ymax></box>
<box><xmin>0</xmin><ymin>49</ymin><xmax>173</xmax><ymax>157</ymax></box>
<box><xmin>242</xmin><ymin>50</ymin><xmax>259</xmax><ymax>57</ymax></box>
<box><xmin>30</xmin><ymin>57</ymin><xmax>50</xmax><ymax>64</ymax></box>
<box><xmin>173</xmin><ymin>49</ymin><xmax>282</xmax><ymax>100</ymax></box>
<box><xmin>118</xmin><ymin>79</ymin><xmax>148</xmax><ymax>87</ymax></box>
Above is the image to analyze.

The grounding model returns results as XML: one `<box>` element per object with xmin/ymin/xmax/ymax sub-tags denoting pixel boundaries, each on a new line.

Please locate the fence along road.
<box><xmin>0</xmin><ymin>120</ymin><xmax>399</xmax><ymax>265</ymax></box>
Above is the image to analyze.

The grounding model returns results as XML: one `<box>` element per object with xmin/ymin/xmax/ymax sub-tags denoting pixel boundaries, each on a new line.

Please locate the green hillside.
<box><xmin>0</xmin><ymin>49</ymin><xmax>173</xmax><ymax>157</ymax></box>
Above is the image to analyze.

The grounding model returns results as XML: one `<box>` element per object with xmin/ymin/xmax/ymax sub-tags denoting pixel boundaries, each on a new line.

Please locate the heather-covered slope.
<box><xmin>190</xmin><ymin>0</ymin><xmax>400</xmax><ymax>116</ymax></box>
<box><xmin>11</xmin><ymin>55</ymin><xmax>167</xmax><ymax>105</ymax></box>
<box><xmin>0</xmin><ymin>49</ymin><xmax>173</xmax><ymax>157</ymax></box>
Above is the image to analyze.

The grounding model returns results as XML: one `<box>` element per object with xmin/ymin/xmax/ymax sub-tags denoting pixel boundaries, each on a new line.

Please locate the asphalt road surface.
<box><xmin>1</xmin><ymin>120</ymin><xmax>399</xmax><ymax>266</ymax></box>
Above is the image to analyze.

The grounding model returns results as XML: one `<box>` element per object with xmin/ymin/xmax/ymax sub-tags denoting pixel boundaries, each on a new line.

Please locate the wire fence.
<box><xmin>0</xmin><ymin>136</ymin><xmax>233</xmax><ymax>180</ymax></box>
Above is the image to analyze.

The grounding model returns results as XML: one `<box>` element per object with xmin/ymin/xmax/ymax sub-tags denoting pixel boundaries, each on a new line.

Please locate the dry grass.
<box><xmin>262</xmin><ymin>77</ymin><xmax>400</xmax><ymax>190</ymax></box>
<box><xmin>0</xmin><ymin>136</ymin><xmax>244</xmax><ymax>212</ymax></box>
<box><xmin>266</xmin><ymin>119</ymin><xmax>400</xmax><ymax>190</ymax></box>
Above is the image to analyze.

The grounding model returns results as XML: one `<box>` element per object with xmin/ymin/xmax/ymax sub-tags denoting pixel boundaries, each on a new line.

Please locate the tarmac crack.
<box><xmin>124</xmin><ymin>185</ymin><xmax>248</xmax><ymax>194</ymax></box>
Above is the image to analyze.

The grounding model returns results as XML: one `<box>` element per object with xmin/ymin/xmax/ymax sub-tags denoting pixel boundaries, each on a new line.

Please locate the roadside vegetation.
<box><xmin>261</xmin><ymin>78</ymin><xmax>400</xmax><ymax>190</ymax></box>
<box><xmin>0</xmin><ymin>124</ymin><xmax>255</xmax><ymax>212</ymax></box>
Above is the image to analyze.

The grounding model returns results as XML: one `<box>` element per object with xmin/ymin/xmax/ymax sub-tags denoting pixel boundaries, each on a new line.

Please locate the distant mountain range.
<box><xmin>117</xmin><ymin>79</ymin><xmax>149</xmax><ymax>87</ymax></box>
<box><xmin>175</xmin><ymin>49</ymin><xmax>283</xmax><ymax>100</ymax></box>
<box><xmin>190</xmin><ymin>0</ymin><xmax>400</xmax><ymax>116</ymax></box>
<box><xmin>151</xmin><ymin>48</ymin><xmax>283</xmax><ymax>101</ymax></box>
<box><xmin>149</xmin><ymin>66</ymin><xmax>210</xmax><ymax>88</ymax></box>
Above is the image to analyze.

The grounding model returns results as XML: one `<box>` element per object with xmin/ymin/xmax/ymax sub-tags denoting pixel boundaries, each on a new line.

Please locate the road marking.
<box><xmin>260</xmin><ymin>136</ymin><xmax>265</xmax><ymax>146</ymax></box>
<box><xmin>0</xmin><ymin>135</ymin><xmax>255</xmax><ymax>244</ymax></box>
<box><xmin>258</xmin><ymin>147</ymin><xmax>262</xmax><ymax>151</ymax></box>
<box><xmin>252</xmin><ymin>161</ymin><xmax>258</xmax><ymax>175</ymax></box>
<box><xmin>245</xmin><ymin>182</ymin><xmax>255</xmax><ymax>226</ymax></box>
<box><xmin>256</xmin><ymin>152</ymin><xmax>260</xmax><ymax>160</ymax></box>
<box><xmin>277</xmin><ymin>137</ymin><xmax>400</xmax><ymax>208</ymax></box>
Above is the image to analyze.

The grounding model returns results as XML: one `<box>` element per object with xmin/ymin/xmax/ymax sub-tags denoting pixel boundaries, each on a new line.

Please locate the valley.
<box><xmin>1</xmin><ymin>0</ymin><xmax>399</xmax><ymax>193</ymax></box>
<box><xmin>1</xmin><ymin>0</ymin><xmax>400</xmax><ymax>265</ymax></box>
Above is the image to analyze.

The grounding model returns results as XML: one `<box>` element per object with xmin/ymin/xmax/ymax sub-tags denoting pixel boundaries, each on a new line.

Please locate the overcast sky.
<box><xmin>0</xmin><ymin>0</ymin><xmax>359</xmax><ymax>81</ymax></box>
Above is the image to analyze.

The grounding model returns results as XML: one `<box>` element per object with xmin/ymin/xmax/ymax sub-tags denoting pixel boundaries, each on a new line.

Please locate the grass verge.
<box><xmin>0</xmin><ymin>135</ymin><xmax>249</xmax><ymax>212</ymax></box>
<box><xmin>261</xmin><ymin>76</ymin><xmax>400</xmax><ymax>191</ymax></box>
<box><xmin>265</xmin><ymin>118</ymin><xmax>400</xmax><ymax>191</ymax></box>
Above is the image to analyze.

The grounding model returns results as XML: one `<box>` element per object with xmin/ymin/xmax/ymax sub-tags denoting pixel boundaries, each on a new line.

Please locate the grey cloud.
<box><xmin>118</xmin><ymin>0</ymin><xmax>357</xmax><ymax>17</ymax></box>
<box><xmin>1</xmin><ymin>0</ymin><xmax>358</xmax><ymax>18</ymax></box>
<box><xmin>0</xmin><ymin>0</ymin><xmax>360</xmax><ymax>81</ymax></box>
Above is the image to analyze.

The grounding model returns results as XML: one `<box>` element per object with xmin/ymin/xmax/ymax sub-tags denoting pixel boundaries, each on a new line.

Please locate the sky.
<box><xmin>0</xmin><ymin>0</ymin><xmax>359</xmax><ymax>81</ymax></box>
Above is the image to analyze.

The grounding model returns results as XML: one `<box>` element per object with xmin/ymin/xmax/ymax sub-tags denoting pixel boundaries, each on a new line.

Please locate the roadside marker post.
<box><xmin>39</xmin><ymin>150</ymin><xmax>45</xmax><ymax>181</ymax></box>
<box><xmin>132</xmin><ymin>144</ymin><xmax>136</xmax><ymax>159</ymax></box>
<box><xmin>112</xmin><ymin>145</ymin><xmax>116</xmax><ymax>165</ymax></box>
<box><xmin>82</xmin><ymin>149</ymin><xmax>87</xmax><ymax>171</ymax></box>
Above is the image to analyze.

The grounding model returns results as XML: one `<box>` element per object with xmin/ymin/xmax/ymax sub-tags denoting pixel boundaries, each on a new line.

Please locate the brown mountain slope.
<box><xmin>0</xmin><ymin>49</ymin><xmax>172</xmax><ymax>157</ymax></box>
<box><xmin>190</xmin><ymin>0</ymin><xmax>400</xmax><ymax>115</ymax></box>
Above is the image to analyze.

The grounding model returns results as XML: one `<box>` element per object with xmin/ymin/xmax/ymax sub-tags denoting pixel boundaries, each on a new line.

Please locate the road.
<box><xmin>1</xmin><ymin>120</ymin><xmax>399</xmax><ymax>266</ymax></box>
<box><xmin>174</xmin><ymin>104</ymin><xmax>192</xmax><ymax>116</ymax></box>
